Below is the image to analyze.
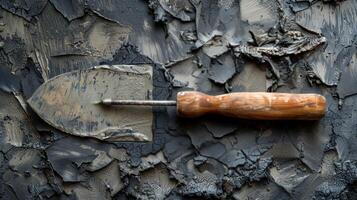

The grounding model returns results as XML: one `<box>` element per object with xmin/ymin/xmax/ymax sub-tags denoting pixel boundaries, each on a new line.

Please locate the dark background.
<box><xmin>0</xmin><ymin>0</ymin><xmax>356</xmax><ymax>199</ymax></box>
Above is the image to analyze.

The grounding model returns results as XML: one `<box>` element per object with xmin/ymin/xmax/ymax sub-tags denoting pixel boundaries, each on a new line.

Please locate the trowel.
<box><xmin>28</xmin><ymin>65</ymin><xmax>326</xmax><ymax>142</ymax></box>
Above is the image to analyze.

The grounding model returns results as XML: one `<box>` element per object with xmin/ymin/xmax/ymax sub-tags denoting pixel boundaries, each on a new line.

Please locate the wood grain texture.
<box><xmin>176</xmin><ymin>91</ymin><xmax>326</xmax><ymax>120</ymax></box>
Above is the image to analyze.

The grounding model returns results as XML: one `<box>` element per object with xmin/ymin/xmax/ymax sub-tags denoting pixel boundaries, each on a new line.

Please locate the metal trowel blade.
<box><xmin>28</xmin><ymin>65</ymin><xmax>154</xmax><ymax>142</ymax></box>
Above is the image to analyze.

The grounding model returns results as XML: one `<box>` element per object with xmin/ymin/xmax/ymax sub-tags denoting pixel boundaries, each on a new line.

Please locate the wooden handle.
<box><xmin>176</xmin><ymin>91</ymin><xmax>326</xmax><ymax>120</ymax></box>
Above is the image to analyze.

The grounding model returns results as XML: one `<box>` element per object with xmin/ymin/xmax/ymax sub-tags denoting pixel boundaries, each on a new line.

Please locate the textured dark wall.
<box><xmin>0</xmin><ymin>0</ymin><xmax>356</xmax><ymax>199</ymax></box>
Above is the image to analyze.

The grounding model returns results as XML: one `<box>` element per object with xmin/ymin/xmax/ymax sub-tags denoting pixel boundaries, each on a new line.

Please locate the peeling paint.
<box><xmin>0</xmin><ymin>0</ymin><xmax>356</xmax><ymax>199</ymax></box>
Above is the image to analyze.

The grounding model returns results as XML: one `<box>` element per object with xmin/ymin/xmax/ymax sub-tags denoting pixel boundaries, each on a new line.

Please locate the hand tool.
<box><xmin>28</xmin><ymin>65</ymin><xmax>326</xmax><ymax>142</ymax></box>
<box><xmin>97</xmin><ymin>91</ymin><xmax>326</xmax><ymax>120</ymax></box>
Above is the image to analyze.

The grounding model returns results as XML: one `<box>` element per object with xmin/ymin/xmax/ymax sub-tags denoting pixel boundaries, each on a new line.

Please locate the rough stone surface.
<box><xmin>0</xmin><ymin>0</ymin><xmax>356</xmax><ymax>199</ymax></box>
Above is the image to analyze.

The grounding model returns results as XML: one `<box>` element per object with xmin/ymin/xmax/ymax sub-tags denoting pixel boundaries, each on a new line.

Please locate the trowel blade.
<box><xmin>28</xmin><ymin>65</ymin><xmax>154</xmax><ymax>142</ymax></box>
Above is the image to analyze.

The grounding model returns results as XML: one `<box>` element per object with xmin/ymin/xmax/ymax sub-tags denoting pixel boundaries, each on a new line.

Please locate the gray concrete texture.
<box><xmin>0</xmin><ymin>0</ymin><xmax>356</xmax><ymax>199</ymax></box>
